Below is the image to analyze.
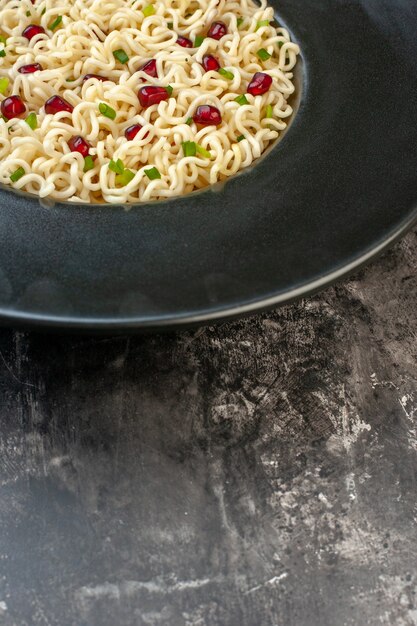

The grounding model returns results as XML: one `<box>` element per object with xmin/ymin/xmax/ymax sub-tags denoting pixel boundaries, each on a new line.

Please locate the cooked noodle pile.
<box><xmin>0</xmin><ymin>0</ymin><xmax>299</xmax><ymax>203</ymax></box>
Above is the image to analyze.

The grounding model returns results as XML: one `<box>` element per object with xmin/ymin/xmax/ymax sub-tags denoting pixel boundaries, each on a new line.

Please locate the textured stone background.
<box><xmin>0</xmin><ymin>229</ymin><xmax>416</xmax><ymax>626</ymax></box>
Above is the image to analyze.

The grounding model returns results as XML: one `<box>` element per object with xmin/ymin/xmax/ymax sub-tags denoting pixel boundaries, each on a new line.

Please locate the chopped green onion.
<box><xmin>196</xmin><ymin>143</ymin><xmax>211</xmax><ymax>158</ymax></box>
<box><xmin>165</xmin><ymin>84</ymin><xmax>173</xmax><ymax>96</ymax></box>
<box><xmin>194</xmin><ymin>35</ymin><xmax>205</xmax><ymax>47</ymax></box>
<box><xmin>182</xmin><ymin>141</ymin><xmax>196</xmax><ymax>157</ymax></box>
<box><xmin>109</xmin><ymin>159</ymin><xmax>125</xmax><ymax>174</ymax></box>
<box><xmin>185</xmin><ymin>117</ymin><xmax>193</xmax><ymax>125</ymax></box>
<box><xmin>167</xmin><ymin>22</ymin><xmax>173</xmax><ymax>29</ymax></box>
<box><xmin>277</xmin><ymin>40</ymin><xmax>284</xmax><ymax>47</ymax></box>
<box><xmin>265</xmin><ymin>103</ymin><xmax>273</xmax><ymax>118</ymax></box>
<box><xmin>25</xmin><ymin>112</ymin><xmax>38</xmax><ymax>130</ymax></box>
<box><xmin>41</xmin><ymin>7</ymin><xmax>46</xmax><ymax>15</ymax></box>
<box><xmin>257</xmin><ymin>48</ymin><xmax>271</xmax><ymax>61</ymax></box>
<box><xmin>218</xmin><ymin>68</ymin><xmax>234</xmax><ymax>80</ymax></box>
<box><xmin>237</xmin><ymin>17</ymin><xmax>244</xmax><ymax>28</ymax></box>
<box><xmin>113</xmin><ymin>49</ymin><xmax>129</xmax><ymax>64</ymax></box>
<box><xmin>49</xmin><ymin>15</ymin><xmax>62</xmax><ymax>30</ymax></box>
<box><xmin>142</xmin><ymin>4</ymin><xmax>155</xmax><ymax>17</ymax></box>
<box><xmin>145</xmin><ymin>166</ymin><xmax>161</xmax><ymax>180</ymax></box>
<box><xmin>256</xmin><ymin>20</ymin><xmax>270</xmax><ymax>30</ymax></box>
<box><xmin>0</xmin><ymin>36</ymin><xmax>7</xmax><ymax>45</ymax></box>
<box><xmin>99</xmin><ymin>102</ymin><xmax>116</xmax><ymax>120</ymax></box>
<box><xmin>235</xmin><ymin>94</ymin><xmax>249</xmax><ymax>106</ymax></box>
<box><xmin>0</xmin><ymin>50</ymin><xmax>6</xmax><ymax>58</ymax></box>
<box><xmin>26</xmin><ymin>10</ymin><xmax>31</xmax><ymax>17</ymax></box>
<box><xmin>237</xmin><ymin>134</ymin><xmax>245</xmax><ymax>142</ymax></box>
<box><xmin>83</xmin><ymin>155</ymin><xmax>94</xmax><ymax>172</ymax></box>
<box><xmin>0</xmin><ymin>77</ymin><xmax>8</xmax><ymax>94</ymax></box>
<box><xmin>10</xmin><ymin>167</ymin><xmax>25</xmax><ymax>183</ymax></box>
<box><xmin>116</xmin><ymin>169</ymin><xmax>135</xmax><ymax>186</ymax></box>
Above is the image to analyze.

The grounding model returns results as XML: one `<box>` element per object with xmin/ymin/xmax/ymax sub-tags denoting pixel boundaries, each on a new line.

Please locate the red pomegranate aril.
<box><xmin>139</xmin><ymin>59</ymin><xmax>158</xmax><ymax>81</ymax></box>
<box><xmin>45</xmin><ymin>95</ymin><xmax>74</xmax><ymax>115</ymax></box>
<box><xmin>177</xmin><ymin>35</ymin><xmax>193</xmax><ymax>48</ymax></box>
<box><xmin>1</xmin><ymin>95</ymin><xmax>26</xmax><ymax>120</ymax></box>
<box><xmin>202</xmin><ymin>54</ymin><xmax>220</xmax><ymax>72</ymax></box>
<box><xmin>68</xmin><ymin>135</ymin><xmax>90</xmax><ymax>157</ymax></box>
<box><xmin>83</xmin><ymin>74</ymin><xmax>108</xmax><ymax>82</ymax></box>
<box><xmin>247</xmin><ymin>72</ymin><xmax>272</xmax><ymax>96</ymax></box>
<box><xmin>207</xmin><ymin>21</ymin><xmax>227</xmax><ymax>40</ymax></box>
<box><xmin>18</xmin><ymin>63</ymin><xmax>43</xmax><ymax>74</ymax></box>
<box><xmin>193</xmin><ymin>104</ymin><xmax>222</xmax><ymax>126</ymax></box>
<box><xmin>138</xmin><ymin>86</ymin><xmax>168</xmax><ymax>107</ymax></box>
<box><xmin>124</xmin><ymin>124</ymin><xmax>150</xmax><ymax>141</ymax></box>
<box><xmin>22</xmin><ymin>24</ymin><xmax>46</xmax><ymax>41</ymax></box>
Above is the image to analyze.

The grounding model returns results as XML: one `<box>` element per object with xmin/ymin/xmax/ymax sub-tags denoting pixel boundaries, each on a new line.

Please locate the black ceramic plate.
<box><xmin>1</xmin><ymin>0</ymin><xmax>416</xmax><ymax>330</ymax></box>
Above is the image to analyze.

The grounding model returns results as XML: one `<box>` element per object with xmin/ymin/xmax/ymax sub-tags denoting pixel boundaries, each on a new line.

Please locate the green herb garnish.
<box><xmin>256</xmin><ymin>20</ymin><xmax>270</xmax><ymax>30</ymax></box>
<box><xmin>218</xmin><ymin>68</ymin><xmax>234</xmax><ymax>80</ymax></box>
<box><xmin>142</xmin><ymin>4</ymin><xmax>155</xmax><ymax>17</ymax></box>
<box><xmin>41</xmin><ymin>7</ymin><xmax>46</xmax><ymax>15</ymax></box>
<box><xmin>265</xmin><ymin>104</ymin><xmax>273</xmax><ymax>118</ymax></box>
<box><xmin>182</xmin><ymin>141</ymin><xmax>196</xmax><ymax>157</ymax></box>
<box><xmin>145</xmin><ymin>166</ymin><xmax>161</xmax><ymax>180</ymax></box>
<box><xmin>237</xmin><ymin>17</ymin><xmax>244</xmax><ymax>28</ymax></box>
<box><xmin>185</xmin><ymin>117</ymin><xmax>193</xmax><ymax>125</ymax></box>
<box><xmin>25</xmin><ymin>112</ymin><xmax>38</xmax><ymax>129</ymax></box>
<box><xmin>113</xmin><ymin>49</ymin><xmax>129</xmax><ymax>64</ymax></box>
<box><xmin>165</xmin><ymin>85</ymin><xmax>173</xmax><ymax>96</ymax></box>
<box><xmin>83</xmin><ymin>155</ymin><xmax>94</xmax><ymax>172</ymax></box>
<box><xmin>10</xmin><ymin>167</ymin><xmax>25</xmax><ymax>182</ymax></box>
<box><xmin>0</xmin><ymin>77</ymin><xmax>8</xmax><ymax>94</ymax></box>
<box><xmin>116</xmin><ymin>169</ymin><xmax>135</xmax><ymax>186</ymax></box>
<box><xmin>194</xmin><ymin>35</ymin><xmax>204</xmax><ymax>47</ymax></box>
<box><xmin>196</xmin><ymin>143</ymin><xmax>211</xmax><ymax>158</ymax></box>
<box><xmin>257</xmin><ymin>48</ymin><xmax>271</xmax><ymax>61</ymax></box>
<box><xmin>0</xmin><ymin>36</ymin><xmax>7</xmax><ymax>45</ymax></box>
<box><xmin>49</xmin><ymin>15</ymin><xmax>62</xmax><ymax>30</ymax></box>
<box><xmin>26</xmin><ymin>10</ymin><xmax>31</xmax><ymax>17</ymax></box>
<box><xmin>167</xmin><ymin>22</ymin><xmax>173</xmax><ymax>29</ymax></box>
<box><xmin>99</xmin><ymin>102</ymin><xmax>116</xmax><ymax>120</ymax></box>
<box><xmin>109</xmin><ymin>159</ymin><xmax>125</xmax><ymax>174</ymax></box>
<box><xmin>235</xmin><ymin>94</ymin><xmax>249</xmax><ymax>106</ymax></box>
<box><xmin>237</xmin><ymin>134</ymin><xmax>245</xmax><ymax>142</ymax></box>
<box><xmin>0</xmin><ymin>50</ymin><xmax>6</xmax><ymax>58</ymax></box>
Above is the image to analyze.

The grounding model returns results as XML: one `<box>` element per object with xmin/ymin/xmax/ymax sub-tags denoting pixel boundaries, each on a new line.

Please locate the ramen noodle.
<box><xmin>0</xmin><ymin>0</ymin><xmax>299</xmax><ymax>203</ymax></box>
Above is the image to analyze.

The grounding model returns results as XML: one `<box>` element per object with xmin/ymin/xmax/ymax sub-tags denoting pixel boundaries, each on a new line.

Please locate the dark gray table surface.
<box><xmin>0</xmin><ymin>229</ymin><xmax>416</xmax><ymax>626</ymax></box>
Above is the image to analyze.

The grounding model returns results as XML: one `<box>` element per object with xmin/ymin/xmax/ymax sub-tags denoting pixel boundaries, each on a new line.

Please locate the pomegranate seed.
<box><xmin>139</xmin><ymin>59</ymin><xmax>158</xmax><ymax>81</ymax></box>
<box><xmin>138</xmin><ymin>86</ymin><xmax>168</xmax><ymax>107</ymax></box>
<box><xmin>83</xmin><ymin>74</ymin><xmax>108</xmax><ymax>82</ymax></box>
<box><xmin>45</xmin><ymin>95</ymin><xmax>74</xmax><ymax>115</ymax></box>
<box><xmin>247</xmin><ymin>72</ymin><xmax>272</xmax><ymax>96</ymax></box>
<box><xmin>177</xmin><ymin>35</ymin><xmax>193</xmax><ymax>48</ymax></box>
<box><xmin>1</xmin><ymin>95</ymin><xmax>26</xmax><ymax>120</ymax></box>
<box><xmin>18</xmin><ymin>63</ymin><xmax>43</xmax><ymax>74</ymax></box>
<box><xmin>207</xmin><ymin>21</ymin><xmax>227</xmax><ymax>40</ymax></box>
<box><xmin>193</xmin><ymin>104</ymin><xmax>222</xmax><ymax>126</ymax></box>
<box><xmin>124</xmin><ymin>124</ymin><xmax>150</xmax><ymax>141</ymax></box>
<box><xmin>22</xmin><ymin>24</ymin><xmax>46</xmax><ymax>41</ymax></box>
<box><xmin>202</xmin><ymin>54</ymin><xmax>220</xmax><ymax>72</ymax></box>
<box><xmin>68</xmin><ymin>135</ymin><xmax>90</xmax><ymax>157</ymax></box>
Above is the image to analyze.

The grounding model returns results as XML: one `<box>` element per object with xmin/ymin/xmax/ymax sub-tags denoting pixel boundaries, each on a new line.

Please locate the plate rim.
<box><xmin>1</xmin><ymin>207</ymin><xmax>415</xmax><ymax>330</ymax></box>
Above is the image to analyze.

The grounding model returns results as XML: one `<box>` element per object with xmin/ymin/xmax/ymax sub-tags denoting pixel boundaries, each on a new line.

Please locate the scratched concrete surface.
<box><xmin>0</xmin><ymin>230</ymin><xmax>416</xmax><ymax>626</ymax></box>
